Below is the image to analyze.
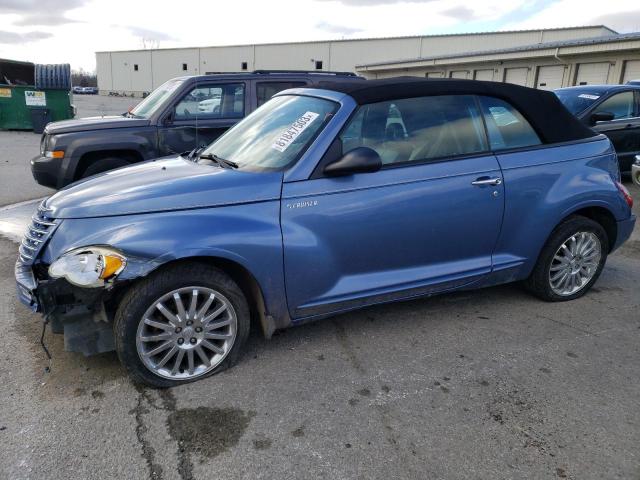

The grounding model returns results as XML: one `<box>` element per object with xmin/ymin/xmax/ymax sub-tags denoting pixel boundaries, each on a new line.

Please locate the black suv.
<box><xmin>555</xmin><ymin>82</ymin><xmax>640</xmax><ymax>173</ymax></box>
<box><xmin>32</xmin><ymin>70</ymin><xmax>361</xmax><ymax>188</ymax></box>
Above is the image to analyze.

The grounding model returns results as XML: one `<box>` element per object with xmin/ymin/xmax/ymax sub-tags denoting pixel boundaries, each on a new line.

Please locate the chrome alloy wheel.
<box><xmin>136</xmin><ymin>287</ymin><xmax>237</xmax><ymax>380</ymax></box>
<box><xmin>549</xmin><ymin>232</ymin><xmax>602</xmax><ymax>297</ymax></box>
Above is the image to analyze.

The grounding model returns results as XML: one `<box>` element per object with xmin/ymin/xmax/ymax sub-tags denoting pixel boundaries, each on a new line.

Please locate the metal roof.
<box><xmin>96</xmin><ymin>25</ymin><xmax>617</xmax><ymax>54</ymax></box>
<box><xmin>357</xmin><ymin>31</ymin><xmax>640</xmax><ymax>69</ymax></box>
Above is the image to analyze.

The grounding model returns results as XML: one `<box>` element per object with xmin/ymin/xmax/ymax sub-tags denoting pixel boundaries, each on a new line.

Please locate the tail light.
<box><xmin>615</xmin><ymin>181</ymin><xmax>633</xmax><ymax>209</ymax></box>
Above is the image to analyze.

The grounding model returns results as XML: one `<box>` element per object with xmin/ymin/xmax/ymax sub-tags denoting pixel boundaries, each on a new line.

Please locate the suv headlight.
<box><xmin>40</xmin><ymin>134</ymin><xmax>48</xmax><ymax>155</ymax></box>
<box><xmin>49</xmin><ymin>247</ymin><xmax>126</xmax><ymax>288</ymax></box>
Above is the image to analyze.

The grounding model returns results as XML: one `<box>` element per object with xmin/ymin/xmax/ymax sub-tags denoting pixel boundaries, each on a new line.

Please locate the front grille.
<box><xmin>18</xmin><ymin>200</ymin><xmax>57</xmax><ymax>265</ymax></box>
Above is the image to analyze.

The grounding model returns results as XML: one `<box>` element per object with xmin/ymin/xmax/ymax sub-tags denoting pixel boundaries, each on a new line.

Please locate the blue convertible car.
<box><xmin>16</xmin><ymin>78</ymin><xmax>635</xmax><ymax>387</ymax></box>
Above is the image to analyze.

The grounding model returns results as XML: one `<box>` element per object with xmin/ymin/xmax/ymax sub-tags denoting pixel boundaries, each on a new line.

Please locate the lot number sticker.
<box><xmin>272</xmin><ymin>111</ymin><xmax>320</xmax><ymax>152</ymax></box>
<box><xmin>578</xmin><ymin>94</ymin><xmax>600</xmax><ymax>100</ymax></box>
<box><xmin>25</xmin><ymin>91</ymin><xmax>46</xmax><ymax>107</ymax></box>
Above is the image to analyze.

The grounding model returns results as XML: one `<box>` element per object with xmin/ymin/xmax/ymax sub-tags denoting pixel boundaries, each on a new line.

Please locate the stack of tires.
<box><xmin>35</xmin><ymin>64</ymin><xmax>71</xmax><ymax>91</ymax></box>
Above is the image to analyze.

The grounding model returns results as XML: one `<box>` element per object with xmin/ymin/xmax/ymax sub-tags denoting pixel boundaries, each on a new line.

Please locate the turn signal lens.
<box><xmin>100</xmin><ymin>255</ymin><xmax>124</xmax><ymax>279</ymax></box>
<box><xmin>45</xmin><ymin>150</ymin><xmax>64</xmax><ymax>159</ymax></box>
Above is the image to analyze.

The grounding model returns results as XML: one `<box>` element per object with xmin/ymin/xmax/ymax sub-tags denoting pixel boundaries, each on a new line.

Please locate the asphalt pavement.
<box><xmin>0</xmin><ymin>94</ymin><xmax>136</xmax><ymax>207</ymax></box>
<box><xmin>0</xmin><ymin>95</ymin><xmax>638</xmax><ymax>480</ymax></box>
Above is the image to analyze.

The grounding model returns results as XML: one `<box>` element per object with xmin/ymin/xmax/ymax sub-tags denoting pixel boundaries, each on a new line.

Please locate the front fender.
<box><xmin>41</xmin><ymin>201</ymin><xmax>288</xmax><ymax>325</ymax></box>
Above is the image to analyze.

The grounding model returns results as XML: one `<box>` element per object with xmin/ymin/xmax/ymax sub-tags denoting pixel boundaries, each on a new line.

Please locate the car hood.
<box><xmin>46</xmin><ymin>156</ymin><xmax>284</xmax><ymax>219</ymax></box>
<box><xmin>45</xmin><ymin>115</ymin><xmax>150</xmax><ymax>134</ymax></box>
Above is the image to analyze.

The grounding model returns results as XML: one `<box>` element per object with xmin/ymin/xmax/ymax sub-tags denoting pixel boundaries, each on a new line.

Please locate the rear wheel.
<box><xmin>524</xmin><ymin>216</ymin><xmax>608</xmax><ymax>302</ymax></box>
<box><xmin>114</xmin><ymin>263</ymin><xmax>250</xmax><ymax>388</ymax></box>
<box><xmin>82</xmin><ymin>157</ymin><xmax>131</xmax><ymax>178</ymax></box>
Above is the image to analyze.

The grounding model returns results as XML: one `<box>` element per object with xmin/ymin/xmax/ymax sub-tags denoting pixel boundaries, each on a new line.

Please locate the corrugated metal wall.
<box><xmin>97</xmin><ymin>26</ymin><xmax>616</xmax><ymax>95</ymax></box>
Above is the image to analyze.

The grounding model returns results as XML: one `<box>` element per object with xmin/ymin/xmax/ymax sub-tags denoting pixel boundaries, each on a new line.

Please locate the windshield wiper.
<box><xmin>198</xmin><ymin>153</ymin><xmax>238</xmax><ymax>169</ymax></box>
<box><xmin>184</xmin><ymin>145</ymin><xmax>206</xmax><ymax>161</ymax></box>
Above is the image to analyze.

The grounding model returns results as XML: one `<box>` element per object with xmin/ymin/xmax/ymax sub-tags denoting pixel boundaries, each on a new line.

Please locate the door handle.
<box><xmin>472</xmin><ymin>177</ymin><xmax>502</xmax><ymax>186</ymax></box>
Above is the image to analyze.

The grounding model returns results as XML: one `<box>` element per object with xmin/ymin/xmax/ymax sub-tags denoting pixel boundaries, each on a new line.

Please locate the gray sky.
<box><xmin>0</xmin><ymin>0</ymin><xmax>639</xmax><ymax>71</ymax></box>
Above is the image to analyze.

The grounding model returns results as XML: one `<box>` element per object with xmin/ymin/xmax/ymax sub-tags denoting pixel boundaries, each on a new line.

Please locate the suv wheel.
<box><xmin>524</xmin><ymin>216</ymin><xmax>608</xmax><ymax>302</ymax></box>
<box><xmin>114</xmin><ymin>263</ymin><xmax>250</xmax><ymax>388</ymax></box>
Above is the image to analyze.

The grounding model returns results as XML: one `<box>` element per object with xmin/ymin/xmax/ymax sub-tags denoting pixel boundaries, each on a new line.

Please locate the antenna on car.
<box><xmin>194</xmin><ymin>74</ymin><xmax>199</xmax><ymax>152</ymax></box>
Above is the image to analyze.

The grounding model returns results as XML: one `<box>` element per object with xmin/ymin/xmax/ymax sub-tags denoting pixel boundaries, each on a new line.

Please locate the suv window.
<box><xmin>174</xmin><ymin>83</ymin><xmax>245</xmax><ymax>120</ymax></box>
<box><xmin>257</xmin><ymin>81</ymin><xmax>306</xmax><ymax>107</ymax></box>
<box><xmin>478</xmin><ymin>96</ymin><xmax>541</xmax><ymax>150</ymax></box>
<box><xmin>594</xmin><ymin>91</ymin><xmax>636</xmax><ymax>120</ymax></box>
<box><xmin>130</xmin><ymin>79</ymin><xmax>184</xmax><ymax>118</ymax></box>
<box><xmin>340</xmin><ymin>95</ymin><xmax>487</xmax><ymax>165</ymax></box>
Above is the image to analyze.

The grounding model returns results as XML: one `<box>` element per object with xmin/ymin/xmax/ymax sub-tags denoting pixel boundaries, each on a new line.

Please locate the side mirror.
<box><xmin>324</xmin><ymin>147</ymin><xmax>382</xmax><ymax>176</ymax></box>
<box><xmin>590</xmin><ymin>111</ymin><xmax>615</xmax><ymax>125</ymax></box>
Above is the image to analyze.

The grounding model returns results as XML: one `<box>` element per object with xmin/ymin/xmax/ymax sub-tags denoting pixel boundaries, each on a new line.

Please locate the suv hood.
<box><xmin>45</xmin><ymin>115</ymin><xmax>150</xmax><ymax>134</ymax></box>
<box><xmin>46</xmin><ymin>156</ymin><xmax>283</xmax><ymax>219</ymax></box>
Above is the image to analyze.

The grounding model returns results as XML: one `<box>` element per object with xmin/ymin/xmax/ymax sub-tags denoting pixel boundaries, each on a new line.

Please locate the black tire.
<box><xmin>114</xmin><ymin>262</ymin><xmax>250</xmax><ymax>388</ymax></box>
<box><xmin>82</xmin><ymin>157</ymin><xmax>131</xmax><ymax>178</ymax></box>
<box><xmin>524</xmin><ymin>215</ymin><xmax>608</xmax><ymax>302</ymax></box>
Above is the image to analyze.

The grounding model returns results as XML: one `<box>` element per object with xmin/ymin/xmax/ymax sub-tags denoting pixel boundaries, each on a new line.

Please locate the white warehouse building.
<box><xmin>96</xmin><ymin>25</ymin><xmax>640</xmax><ymax>96</ymax></box>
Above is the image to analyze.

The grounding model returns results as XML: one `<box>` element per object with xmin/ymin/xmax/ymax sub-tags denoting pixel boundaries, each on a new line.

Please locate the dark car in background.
<box><xmin>555</xmin><ymin>83</ymin><xmax>640</xmax><ymax>173</ymax></box>
<box><xmin>32</xmin><ymin>70</ymin><xmax>361</xmax><ymax>188</ymax></box>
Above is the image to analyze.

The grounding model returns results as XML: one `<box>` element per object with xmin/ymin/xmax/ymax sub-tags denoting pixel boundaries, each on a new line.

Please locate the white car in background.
<box><xmin>198</xmin><ymin>96</ymin><xmax>221</xmax><ymax>113</ymax></box>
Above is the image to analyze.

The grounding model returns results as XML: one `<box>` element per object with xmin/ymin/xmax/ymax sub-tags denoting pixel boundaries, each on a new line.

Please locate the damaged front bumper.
<box><xmin>15</xmin><ymin>200</ymin><xmax>161</xmax><ymax>356</ymax></box>
<box><xmin>16</xmin><ymin>261</ymin><xmax>118</xmax><ymax>355</ymax></box>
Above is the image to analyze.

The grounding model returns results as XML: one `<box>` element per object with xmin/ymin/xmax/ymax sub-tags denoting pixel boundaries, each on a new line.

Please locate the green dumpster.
<box><xmin>0</xmin><ymin>58</ymin><xmax>74</xmax><ymax>131</ymax></box>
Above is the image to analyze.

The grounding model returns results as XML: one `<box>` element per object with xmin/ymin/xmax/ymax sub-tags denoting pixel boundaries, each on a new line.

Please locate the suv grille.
<box><xmin>19</xmin><ymin>200</ymin><xmax>57</xmax><ymax>265</ymax></box>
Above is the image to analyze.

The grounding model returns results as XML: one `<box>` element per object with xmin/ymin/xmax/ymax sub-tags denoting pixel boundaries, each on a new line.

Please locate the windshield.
<box><xmin>130</xmin><ymin>79</ymin><xmax>184</xmax><ymax>118</ymax></box>
<box><xmin>202</xmin><ymin>94</ymin><xmax>339</xmax><ymax>171</ymax></box>
<box><xmin>554</xmin><ymin>89</ymin><xmax>605</xmax><ymax>116</ymax></box>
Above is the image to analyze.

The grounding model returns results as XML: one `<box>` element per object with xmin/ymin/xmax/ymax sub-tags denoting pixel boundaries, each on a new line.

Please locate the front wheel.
<box><xmin>114</xmin><ymin>263</ymin><xmax>250</xmax><ymax>388</ymax></box>
<box><xmin>524</xmin><ymin>216</ymin><xmax>608</xmax><ymax>302</ymax></box>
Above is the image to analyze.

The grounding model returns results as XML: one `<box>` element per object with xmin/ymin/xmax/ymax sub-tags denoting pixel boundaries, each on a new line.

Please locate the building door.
<box><xmin>536</xmin><ymin>65</ymin><xmax>565</xmax><ymax>90</ymax></box>
<box><xmin>474</xmin><ymin>69</ymin><xmax>494</xmax><ymax>81</ymax></box>
<box><xmin>449</xmin><ymin>70</ymin><xmax>470</xmax><ymax>79</ymax></box>
<box><xmin>622</xmin><ymin>60</ymin><xmax>640</xmax><ymax>83</ymax></box>
<box><xmin>575</xmin><ymin>62</ymin><xmax>610</xmax><ymax>85</ymax></box>
<box><xmin>504</xmin><ymin>68</ymin><xmax>528</xmax><ymax>86</ymax></box>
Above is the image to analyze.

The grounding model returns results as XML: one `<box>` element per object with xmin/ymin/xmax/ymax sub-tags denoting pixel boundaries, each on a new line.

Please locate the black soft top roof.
<box><xmin>311</xmin><ymin>77</ymin><xmax>596</xmax><ymax>145</ymax></box>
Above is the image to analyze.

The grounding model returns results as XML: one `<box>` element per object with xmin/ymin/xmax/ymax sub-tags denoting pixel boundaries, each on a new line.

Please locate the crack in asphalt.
<box><xmin>131</xmin><ymin>386</ymin><xmax>197</xmax><ymax>480</ymax></box>
<box><xmin>132</xmin><ymin>387</ymin><xmax>165</xmax><ymax>480</ymax></box>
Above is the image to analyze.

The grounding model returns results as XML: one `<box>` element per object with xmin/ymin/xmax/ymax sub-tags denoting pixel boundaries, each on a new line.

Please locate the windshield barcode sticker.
<box><xmin>271</xmin><ymin>112</ymin><xmax>320</xmax><ymax>152</ymax></box>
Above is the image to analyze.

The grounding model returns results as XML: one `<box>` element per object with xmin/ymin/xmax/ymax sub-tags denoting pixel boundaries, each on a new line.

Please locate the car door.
<box><xmin>157</xmin><ymin>82</ymin><xmax>246</xmax><ymax>155</ymax></box>
<box><xmin>590</xmin><ymin>90</ymin><xmax>640</xmax><ymax>172</ymax></box>
<box><xmin>281</xmin><ymin>94</ymin><xmax>505</xmax><ymax>319</ymax></box>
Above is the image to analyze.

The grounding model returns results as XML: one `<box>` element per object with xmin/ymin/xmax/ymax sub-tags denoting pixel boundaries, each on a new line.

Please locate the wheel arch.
<box><xmin>121</xmin><ymin>255</ymin><xmax>279</xmax><ymax>339</ymax></box>
<box><xmin>559</xmin><ymin>205</ymin><xmax>617</xmax><ymax>252</ymax></box>
<box><xmin>74</xmin><ymin>149</ymin><xmax>143</xmax><ymax>180</ymax></box>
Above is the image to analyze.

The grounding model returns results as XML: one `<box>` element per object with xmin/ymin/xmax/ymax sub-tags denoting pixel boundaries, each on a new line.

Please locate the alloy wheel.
<box><xmin>136</xmin><ymin>286</ymin><xmax>237</xmax><ymax>380</ymax></box>
<box><xmin>548</xmin><ymin>231</ymin><xmax>601</xmax><ymax>297</ymax></box>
